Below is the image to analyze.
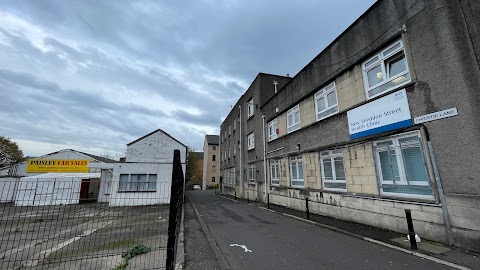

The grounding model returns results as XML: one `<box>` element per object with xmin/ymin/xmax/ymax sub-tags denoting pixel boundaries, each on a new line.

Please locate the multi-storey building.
<box><xmin>202</xmin><ymin>135</ymin><xmax>220</xmax><ymax>190</ymax></box>
<box><xmin>220</xmin><ymin>0</ymin><xmax>480</xmax><ymax>252</ymax></box>
<box><xmin>220</xmin><ymin>73</ymin><xmax>291</xmax><ymax>200</ymax></box>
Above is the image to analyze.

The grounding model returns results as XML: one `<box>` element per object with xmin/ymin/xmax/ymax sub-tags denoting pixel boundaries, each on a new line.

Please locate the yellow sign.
<box><xmin>26</xmin><ymin>159</ymin><xmax>90</xmax><ymax>173</ymax></box>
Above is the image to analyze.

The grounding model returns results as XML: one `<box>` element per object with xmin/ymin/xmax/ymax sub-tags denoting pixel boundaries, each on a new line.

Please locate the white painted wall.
<box><xmin>126</xmin><ymin>131</ymin><xmax>187</xmax><ymax>164</ymax></box>
<box><xmin>107</xmin><ymin>163</ymin><xmax>186</xmax><ymax>206</ymax></box>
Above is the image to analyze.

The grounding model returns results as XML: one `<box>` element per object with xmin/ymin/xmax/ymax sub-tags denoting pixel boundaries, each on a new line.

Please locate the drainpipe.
<box><xmin>262</xmin><ymin>115</ymin><xmax>267</xmax><ymax>204</ymax></box>
<box><xmin>239</xmin><ymin>105</ymin><xmax>243</xmax><ymax>197</ymax></box>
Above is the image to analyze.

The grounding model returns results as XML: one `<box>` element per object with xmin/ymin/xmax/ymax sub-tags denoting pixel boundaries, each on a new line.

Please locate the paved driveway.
<box><xmin>0</xmin><ymin>203</ymin><xmax>169</xmax><ymax>270</ymax></box>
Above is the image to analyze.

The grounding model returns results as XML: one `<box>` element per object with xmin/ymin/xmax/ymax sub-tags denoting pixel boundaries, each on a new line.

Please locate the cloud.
<box><xmin>0</xmin><ymin>0</ymin><xmax>376</xmax><ymax>156</ymax></box>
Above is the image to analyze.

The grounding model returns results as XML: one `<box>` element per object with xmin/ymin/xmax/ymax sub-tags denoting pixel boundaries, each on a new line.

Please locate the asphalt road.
<box><xmin>186</xmin><ymin>190</ymin><xmax>455</xmax><ymax>270</ymax></box>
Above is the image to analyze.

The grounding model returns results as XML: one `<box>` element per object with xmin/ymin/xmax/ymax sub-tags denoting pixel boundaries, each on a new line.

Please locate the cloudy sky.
<box><xmin>0</xmin><ymin>0</ymin><xmax>376</xmax><ymax>158</ymax></box>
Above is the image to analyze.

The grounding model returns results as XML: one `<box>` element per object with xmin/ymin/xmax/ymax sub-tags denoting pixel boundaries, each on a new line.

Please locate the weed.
<box><xmin>112</xmin><ymin>244</ymin><xmax>152</xmax><ymax>270</ymax></box>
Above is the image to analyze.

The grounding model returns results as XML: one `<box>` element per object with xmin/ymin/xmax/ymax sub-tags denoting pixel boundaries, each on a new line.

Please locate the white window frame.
<box><xmin>289</xmin><ymin>156</ymin><xmax>304</xmax><ymax>187</ymax></box>
<box><xmin>247</xmin><ymin>132</ymin><xmax>255</xmax><ymax>150</ymax></box>
<box><xmin>315</xmin><ymin>82</ymin><xmax>338</xmax><ymax>121</ymax></box>
<box><xmin>247</xmin><ymin>99</ymin><xmax>254</xmax><ymax>118</ymax></box>
<box><xmin>248</xmin><ymin>164</ymin><xmax>255</xmax><ymax>184</ymax></box>
<box><xmin>320</xmin><ymin>149</ymin><xmax>346</xmax><ymax>191</ymax></box>
<box><xmin>228</xmin><ymin>146</ymin><xmax>231</xmax><ymax>158</ymax></box>
<box><xmin>270</xmin><ymin>160</ymin><xmax>280</xmax><ymax>186</ymax></box>
<box><xmin>363</xmin><ymin>39</ymin><xmax>411</xmax><ymax>99</ymax></box>
<box><xmin>373</xmin><ymin>131</ymin><xmax>433</xmax><ymax>199</ymax></box>
<box><xmin>234</xmin><ymin>118</ymin><xmax>237</xmax><ymax>130</ymax></box>
<box><xmin>287</xmin><ymin>105</ymin><xmax>300</xmax><ymax>133</ymax></box>
<box><xmin>233</xmin><ymin>143</ymin><xmax>236</xmax><ymax>156</ymax></box>
<box><xmin>118</xmin><ymin>174</ymin><xmax>157</xmax><ymax>192</ymax></box>
<box><xmin>268</xmin><ymin>119</ymin><xmax>278</xmax><ymax>141</ymax></box>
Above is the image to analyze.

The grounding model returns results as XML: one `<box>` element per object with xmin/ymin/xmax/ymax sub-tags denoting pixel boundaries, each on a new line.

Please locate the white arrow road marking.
<box><xmin>230</xmin><ymin>244</ymin><xmax>252</xmax><ymax>252</ymax></box>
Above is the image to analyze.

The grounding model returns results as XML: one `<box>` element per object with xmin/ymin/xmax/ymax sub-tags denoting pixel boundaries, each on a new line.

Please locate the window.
<box><xmin>225</xmin><ymin>169</ymin><xmax>235</xmax><ymax>187</ymax></box>
<box><xmin>289</xmin><ymin>156</ymin><xmax>304</xmax><ymax>187</ymax></box>
<box><xmin>212</xmin><ymin>154</ymin><xmax>216</xmax><ymax>161</ymax></box>
<box><xmin>228</xmin><ymin>147</ymin><xmax>231</xmax><ymax>158</ymax></box>
<box><xmin>229</xmin><ymin>125</ymin><xmax>231</xmax><ymax>135</ymax></box>
<box><xmin>247</xmin><ymin>133</ymin><xmax>255</xmax><ymax>150</ymax></box>
<box><xmin>248</xmin><ymin>164</ymin><xmax>255</xmax><ymax>184</ymax></box>
<box><xmin>320</xmin><ymin>150</ymin><xmax>346</xmax><ymax>191</ymax></box>
<box><xmin>315</xmin><ymin>82</ymin><xmax>338</xmax><ymax>121</ymax></box>
<box><xmin>373</xmin><ymin>131</ymin><xmax>433</xmax><ymax>199</ymax></box>
<box><xmin>363</xmin><ymin>39</ymin><xmax>411</xmax><ymax>99</ymax></box>
<box><xmin>224</xmin><ymin>130</ymin><xmax>227</xmax><ymax>140</ymax></box>
<box><xmin>247</xmin><ymin>99</ymin><xmax>254</xmax><ymax>118</ymax></box>
<box><xmin>212</xmin><ymin>177</ymin><xmax>216</xmax><ymax>183</ymax></box>
<box><xmin>212</xmin><ymin>145</ymin><xmax>216</xmax><ymax>150</ymax></box>
<box><xmin>287</xmin><ymin>105</ymin><xmax>300</xmax><ymax>133</ymax></box>
<box><xmin>119</xmin><ymin>174</ymin><xmax>157</xmax><ymax>192</ymax></box>
<box><xmin>268</xmin><ymin>119</ymin><xmax>278</xmax><ymax>141</ymax></box>
<box><xmin>270</xmin><ymin>160</ymin><xmax>280</xmax><ymax>186</ymax></box>
<box><xmin>234</xmin><ymin>118</ymin><xmax>237</xmax><ymax>130</ymax></box>
<box><xmin>212</xmin><ymin>165</ymin><xmax>216</xmax><ymax>172</ymax></box>
<box><xmin>233</xmin><ymin>143</ymin><xmax>236</xmax><ymax>156</ymax></box>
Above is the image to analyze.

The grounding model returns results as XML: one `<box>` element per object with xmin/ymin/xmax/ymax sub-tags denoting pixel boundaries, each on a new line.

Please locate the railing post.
<box><xmin>305</xmin><ymin>195</ymin><xmax>310</xmax><ymax>219</ymax></box>
<box><xmin>267</xmin><ymin>194</ymin><xmax>270</xmax><ymax>209</ymax></box>
<box><xmin>166</xmin><ymin>150</ymin><xmax>184</xmax><ymax>270</ymax></box>
<box><xmin>405</xmin><ymin>209</ymin><xmax>418</xmax><ymax>250</ymax></box>
<box><xmin>247</xmin><ymin>192</ymin><xmax>249</xmax><ymax>203</ymax></box>
<box><xmin>234</xmin><ymin>190</ymin><xmax>237</xmax><ymax>201</ymax></box>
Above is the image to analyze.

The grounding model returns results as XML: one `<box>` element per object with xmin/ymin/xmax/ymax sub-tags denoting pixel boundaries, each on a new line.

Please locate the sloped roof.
<box><xmin>127</xmin><ymin>129</ymin><xmax>187</xmax><ymax>148</ymax></box>
<box><xmin>205</xmin><ymin>135</ymin><xmax>219</xmax><ymax>145</ymax></box>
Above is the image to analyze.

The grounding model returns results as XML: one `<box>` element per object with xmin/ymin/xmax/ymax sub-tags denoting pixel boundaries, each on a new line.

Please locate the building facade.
<box><xmin>91</xmin><ymin>129</ymin><xmax>187</xmax><ymax>206</ymax></box>
<box><xmin>220</xmin><ymin>0</ymin><xmax>480</xmax><ymax>252</ymax></box>
<box><xmin>220</xmin><ymin>73</ymin><xmax>291</xmax><ymax>200</ymax></box>
<box><xmin>202</xmin><ymin>135</ymin><xmax>220</xmax><ymax>190</ymax></box>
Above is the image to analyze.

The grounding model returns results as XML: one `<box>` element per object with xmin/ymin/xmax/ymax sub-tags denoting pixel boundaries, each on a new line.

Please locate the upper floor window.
<box><xmin>315</xmin><ymin>82</ymin><xmax>338</xmax><ymax>121</ymax></box>
<box><xmin>270</xmin><ymin>160</ymin><xmax>280</xmax><ymax>186</ymax></box>
<box><xmin>212</xmin><ymin>145</ymin><xmax>216</xmax><ymax>151</ymax></box>
<box><xmin>233</xmin><ymin>143</ymin><xmax>237</xmax><ymax>156</ymax></box>
<box><xmin>320</xmin><ymin>150</ymin><xmax>346</xmax><ymax>191</ymax></box>
<box><xmin>373</xmin><ymin>131</ymin><xmax>433</xmax><ymax>199</ymax></box>
<box><xmin>363</xmin><ymin>39</ymin><xmax>411</xmax><ymax>99</ymax></box>
<box><xmin>247</xmin><ymin>133</ymin><xmax>255</xmax><ymax>150</ymax></box>
<box><xmin>289</xmin><ymin>156</ymin><xmax>304</xmax><ymax>187</ymax></box>
<box><xmin>212</xmin><ymin>165</ymin><xmax>216</xmax><ymax>172</ymax></box>
<box><xmin>212</xmin><ymin>154</ymin><xmax>216</xmax><ymax>161</ymax></box>
<box><xmin>247</xmin><ymin>99</ymin><xmax>254</xmax><ymax>118</ymax></box>
<box><xmin>268</xmin><ymin>119</ymin><xmax>278</xmax><ymax>141</ymax></box>
<box><xmin>233</xmin><ymin>118</ymin><xmax>237</xmax><ymax>130</ymax></box>
<box><xmin>287</xmin><ymin>105</ymin><xmax>300</xmax><ymax>133</ymax></box>
<box><xmin>229</xmin><ymin>125</ymin><xmax>231</xmax><ymax>135</ymax></box>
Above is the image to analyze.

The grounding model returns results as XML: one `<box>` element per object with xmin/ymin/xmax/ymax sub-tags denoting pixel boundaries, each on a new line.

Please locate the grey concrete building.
<box><xmin>222</xmin><ymin>0</ymin><xmax>480</xmax><ymax>252</ymax></box>
<box><xmin>220</xmin><ymin>73</ymin><xmax>291</xmax><ymax>201</ymax></box>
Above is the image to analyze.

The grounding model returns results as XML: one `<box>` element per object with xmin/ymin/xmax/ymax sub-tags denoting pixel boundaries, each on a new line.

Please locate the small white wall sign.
<box><xmin>413</xmin><ymin>108</ymin><xmax>458</xmax><ymax>124</ymax></box>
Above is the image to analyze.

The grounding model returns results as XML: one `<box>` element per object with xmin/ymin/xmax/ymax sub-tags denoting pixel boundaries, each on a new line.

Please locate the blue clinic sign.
<box><xmin>347</xmin><ymin>89</ymin><xmax>412</xmax><ymax>140</ymax></box>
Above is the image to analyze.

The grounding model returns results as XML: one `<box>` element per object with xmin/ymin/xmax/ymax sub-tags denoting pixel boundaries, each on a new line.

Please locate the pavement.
<box><xmin>185</xmin><ymin>190</ymin><xmax>480</xmax><ymax>270</ymax></box>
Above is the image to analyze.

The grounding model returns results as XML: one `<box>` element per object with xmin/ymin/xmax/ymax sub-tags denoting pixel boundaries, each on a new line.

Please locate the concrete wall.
<box><xmin>126</xmin><ymin>131</ymin><xmax>187</xmax><ymax>164</ymax></box>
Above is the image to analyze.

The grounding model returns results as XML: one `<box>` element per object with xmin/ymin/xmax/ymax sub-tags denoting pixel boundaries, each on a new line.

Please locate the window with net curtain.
<box><xmin>119</xmin><ymin>174</ymin><xmax>157</xmax><ymax>192</ymax></box>
<box><xmin>373</xmin><ymin>131</ymin><xmax>433</xmax><ymax>199</ymax></box>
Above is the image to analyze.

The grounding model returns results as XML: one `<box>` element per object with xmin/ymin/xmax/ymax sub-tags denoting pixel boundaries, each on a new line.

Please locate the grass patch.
<box><xmin>112</xmin><ymin>244</ymin><xmax>152</xmax><ymax>270</ymax></box>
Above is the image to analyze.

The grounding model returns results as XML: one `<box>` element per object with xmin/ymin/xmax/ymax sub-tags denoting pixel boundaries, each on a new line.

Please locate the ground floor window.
<box><xmin>270</xmin><ymin>160</ymin><xmax>280</xmax><ymax>186</ymax></box>
<box><xmin>248</xmin><ymin>164</ymin><xmax>255</xmax><ymax>184</ymax></box>
<box><xmin>373</xmin><ymin>131</ymin><xmax>433</xmax><ymax>199</ymax></box>
<box><xmin>119</xmin><ymin>174</ymin><xmax>157</xmax><ymax>192</ymax></box>
<box><xmin>320</xmin><ymin>150</ymin><xmax>346</xmax><ymax>191</ymax></box>
<box><xmin>289</xmin><ymin>156</ymin><xmax>304</xmax><ymax>187</ymax></box>
<box><xmin>212</xmin><ymin>177</ymin><xmax>216</xmax><ymax>183</ymax></box>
